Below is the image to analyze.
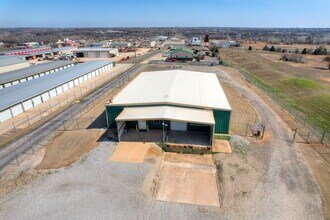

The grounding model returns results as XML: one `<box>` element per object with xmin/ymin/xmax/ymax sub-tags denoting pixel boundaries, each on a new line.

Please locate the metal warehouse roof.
<box><xmin>52</xmin><ymin>47</ymin><xmax>77</xmax><ymax>53</ymax></box>
<box><xmin>0</xmin><ymin>60</ymin><xmax>113</xmax><ymax>111</ymax></box>
<box><xmin>116</xmin><ymin>106</ymin><xmax>215</xmax><ymax>125</ymax></box>
<box><xmin>0</xmin><ymin>61</ymin><xmax>74</xmax><ymax>84</ymax></box>
<box><xmin>108</xmin><ymin>70</ymin><xmax>232</xmax><ymax>111</ymax></box>
<box><xmin>0</xmin><ymin>46</ymin><xmax>50</xmax><ymax>54</ymax></box>
<box><xmin>0</xmin><ymin>56</ymin><xmax>28</xmax><ymax>67</ymax></box>
<box><xmin>74</xmin><ymin>47</ymin><xmax>117</xmax><ymax>52</ymax></box>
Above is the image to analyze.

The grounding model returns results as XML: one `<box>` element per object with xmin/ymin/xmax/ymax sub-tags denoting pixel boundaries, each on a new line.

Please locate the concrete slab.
<box><xmin>109</xmin><ymin>142</ymin><xmax>161</xmax><ymax>163</ymax></box>
<box><xmin>213</xmin><ymin>139</ymin><xmax>232</xmax><ymax>153</ymax></box>
<box><xmin>155</xmin><ymin>152</ymin><xmax>220</xmax><ymax>207</ymax></box>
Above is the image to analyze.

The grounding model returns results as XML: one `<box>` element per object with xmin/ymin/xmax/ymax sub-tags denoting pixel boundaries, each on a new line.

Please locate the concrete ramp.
<box><xmin>154</xmin><ymin>152</ymin><xmax>220</xmax><ymax>207</ymax></box>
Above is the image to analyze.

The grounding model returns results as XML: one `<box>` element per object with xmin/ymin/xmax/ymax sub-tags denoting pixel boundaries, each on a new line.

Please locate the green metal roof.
<box><xmin>169</xmin><ymin>47</ymin><xmax>195</xmax><ymax>55</ymax></box>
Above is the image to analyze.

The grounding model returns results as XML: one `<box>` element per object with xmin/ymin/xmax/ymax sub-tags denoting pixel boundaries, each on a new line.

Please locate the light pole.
<box><xmin>162</xmin><ymin>122</ymin><xmax>168</xmax><ymax>143</ymax></box>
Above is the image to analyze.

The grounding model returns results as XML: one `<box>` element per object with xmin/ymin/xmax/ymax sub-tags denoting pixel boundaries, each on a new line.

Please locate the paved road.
<box><xmin>0</xmin><ymin>63</ymin><xmax>144</xmax><ymax>169</ymax></box>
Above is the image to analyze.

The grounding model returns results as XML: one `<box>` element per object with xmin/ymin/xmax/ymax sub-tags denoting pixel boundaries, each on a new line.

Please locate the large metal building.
<box><xmin>105</xmin><ymin>70</ymin><xmax>231</xmax><ymax>146</ymax></box>
<box><xmin>0</xmin><ymin>60</ymin><xmax>114</xmax><ymax>123</ymax></box>
<box><xmin>74</xmin><ymin>48</ymin><xmax>119</xmax><ymax>58</ymax></box>
<box><xmin>0</xmin><ymin>61</ymin><xmax>76</xmax><ymax>89</ymax></box>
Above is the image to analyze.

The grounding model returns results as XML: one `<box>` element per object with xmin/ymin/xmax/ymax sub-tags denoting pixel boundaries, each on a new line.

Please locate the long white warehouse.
<box><xmin>0</xmin><ymin>60</ymin><xmax>114</xmax><ymax>123</ymax></box>
<box><xmin>0</xmin><ymin>61</ymin><xmax>76</xmax><ymax>89</ymax></box>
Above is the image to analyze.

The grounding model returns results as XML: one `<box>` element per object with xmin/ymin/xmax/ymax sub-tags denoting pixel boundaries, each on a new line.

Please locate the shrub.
<box><xmin>302</xmin><ymin>48</ymin><xmax>307</xmax><ymax>54</ymax></box>
<box><xmin>275</xmin><ymin>47</ymin><xmax>282</xmax><ymax>53</ymax></box>
<box><xmin>263</xmin><ymin>45</ymin><xmax>269</xmax><ymax>51</ymax></box>
<box><xmin>281</xmin><ymin>53</ymin><xmax>304</xmax><ymax>63</ymax></box>
<box><xmin>248</xmin><ymin>46</ymin><xmax>252</xmax><ymax>50</ymax></box>
<box><xmin>313</xmin><ymin>46</ymin><xmax>327</xmax><ymax>55</ymax></box>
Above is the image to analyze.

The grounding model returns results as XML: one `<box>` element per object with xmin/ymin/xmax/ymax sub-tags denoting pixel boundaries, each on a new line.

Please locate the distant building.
<box><xmin>140</xmin><ymin>40</ymin><xmax>156</xmax><ymax>48</ymax></box>
<box><xmin>23</xmin><ymin>42</ymin><xmax>40</xmax><ymax>48</ymax></box>
<box><xmin>73</xmin><ymin>47</ymin><xmax>119</xmax><ymax>58</ymax></box>
<box><xmin>168</xmin><ymin>48</ymin><xmax>195</xmax><ymax>61</ymax></box>
<box><xmin>109</xmin><ymin>42</ymin><xmax>132</xmax><ymax>48</ymax></box>
<box><xmin>190</xmin><ymin>37</ymin><xmax>201</xmax><ymax>46</ymax></box>
<box><xmin>154</xmin><ymin>36</ymin><xmax>168</xmax><ymax>42</ymax></box>
<box><xmin>0</xmin><ymin>56</ymin><xmax>30</xmax><ymax>74</ymax></box>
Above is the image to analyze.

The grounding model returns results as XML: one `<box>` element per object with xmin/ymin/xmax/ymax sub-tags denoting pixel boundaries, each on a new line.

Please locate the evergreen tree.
<box><xmin>302</xmin><ymin>48</ymin><xmax>307</xmax><ymax>54</ymax></box>
<box><xmin>263</xmin><ymin>45</ymin><xmax>269</xmax><ymax>51</ymax></box>
<box><xmin>269</xmin><ymin>46</ymin><xmax>276</xmax><ymax>52</ymax></box>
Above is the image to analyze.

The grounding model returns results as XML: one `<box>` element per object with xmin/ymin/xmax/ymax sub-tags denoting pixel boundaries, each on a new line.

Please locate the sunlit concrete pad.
<box><xmin>212</xmin><ymin>139</ymin><xmax>232</xmax><ymax>153</ymax></box>
<box><xmin>155</xmin><ymin>152</ymin><xmax>220</xmax><ymax>207</ymax></box>
<box><xmin>109</xmin><ymin>142</ymin><xmax>159</xmax><ymax>163</ymax></box>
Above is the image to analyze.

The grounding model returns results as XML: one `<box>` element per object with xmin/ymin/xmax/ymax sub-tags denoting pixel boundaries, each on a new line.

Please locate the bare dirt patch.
<box><xmin>109</xmin><ymin>142</ymin><xmax>161</xmax><ymax>163</ymax></box>
<box><xmin>37</xmin><ymin>129</ymin><xmax>104</xmax><ymax>169</ymax></box>
<box><xmin>213</xmin><ymin>140</ymin><xmax>232</xmax><ymax>153</ymax></box>
<box><xmin>154</xmin><ymin>152</ymin><xmax>220</xmax><ymax>207</ymax></box>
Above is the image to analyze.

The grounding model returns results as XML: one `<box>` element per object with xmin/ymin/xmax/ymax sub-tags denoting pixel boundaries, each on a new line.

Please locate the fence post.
<box><xmin>245</xmin><ymin>124</ymin><xmax>249</xmax><ymax>137</ymax></box>
<box><xmin>292</xmin><ymin>128</ymin><xmax>297</xmax><ymax>142</ymax></box>
<box><xmin>12</xmin><ymin>121</ymin><xmax>17</xmax><ymax>133</ymax></box>
<box><xmin>320</xmin><ymin>130</ymin><xmax>326</xmax><ymax>144</ymax></box>
<box><xmin>39</xmin><ymin>108</ymin><xmax>43</xmax><ymax>119</ymax></box>
<box><xmin>62</xmin><ymin>120</ymin><xmax>66</xmax><ymax>130</ymax></box>
<box><xmin>26</xmin><ymin>114</ymin><xmax>31</xmax><ymax>126</ymax></box>
<box><xmin>306</xmin><ymin>131</ymin><xmax>310</xmax><ymax>143</ymax></box>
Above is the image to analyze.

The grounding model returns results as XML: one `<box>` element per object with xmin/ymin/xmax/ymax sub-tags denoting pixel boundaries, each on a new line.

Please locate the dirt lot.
<box><xmin>38</xmin><ymin>129</ymin><xmax>105</xmax><ymax>169</ymax></box>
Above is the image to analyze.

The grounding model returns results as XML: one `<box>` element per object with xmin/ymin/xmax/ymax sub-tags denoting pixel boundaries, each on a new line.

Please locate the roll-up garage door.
<box><xmin>99</xmin><ymin>51</ymin><xmax>109</xmax><ymax>58</ymax></box>
<box><xmin>170</xmin><ymin>121</ymin><xmax>187</xmax><ymax>131</ymax></box>
<box><xmin>23</xmin><ymin>100</ymin><xmax>33</xmax><ymax>111</ymax></box>
<box><xmin>41</xmin><ymin>92</ymin><xmax>50</xmax><ymax>102</ymax></box>
<box><xmin>49</xmin><ymin>89</ymin><xmax>57</xmax><ymax>98</ymax></box>
<box><xmin>56</xmin><ymin>86</ymin><xmax>64</xmax><ymax>95</ymax></box>
<box><xmin>68</xmin><ymin>81</ymin><xmax>74</xmax><ymax>88</ymax></box>
<box><xmin>74</xmin><ymin>78</ymin><xmax>79</xmax><ymax>85</ymax></box>
<box><xmin>11</xmin><ymin>104</ymin><xmax>24</xmax><ymax>116</ymax></box>
<box><xmin>62</xmin><ymin>84</ymin><xmax>68</xmax><ymax>92</ymax></box>
<box><xmin>32</xmin><ymin>96</ymin><xmax>42</xmax><ymax>106</ymax></box>
<box><xmin>0</xmin><ymin>109</ymin><xmax>12</xmax><ymax>122</ymax></box>
<box><xmin>87</xmin><ymin>51</ymin><xmax>97</xmax><ymax>58</ymax></box>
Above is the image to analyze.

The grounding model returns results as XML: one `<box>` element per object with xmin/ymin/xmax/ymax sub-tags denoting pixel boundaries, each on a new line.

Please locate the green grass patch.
<box><xmin>281</xmin><ymin>77</ymin><xmax>323</xmax><ymax>90</ymax></box>
<box><xmin>214</xmin><ymin>134</ymin><xmax>231</xmax><ymax>140</ymax></box>
<box><xmin>157</xmin><ymin>143</ymin><xmax>212</xmax><ymax>154</ymax></box>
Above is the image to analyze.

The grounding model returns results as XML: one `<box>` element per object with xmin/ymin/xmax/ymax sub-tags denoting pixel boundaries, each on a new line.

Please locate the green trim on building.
<box><xmin>106</xmin><ymin>106</ymin><xmax>123</xmax><ymax>128</ymax></box>
<box><xmin>213</xmin><ymin>110</ymin><xmax>231</xmax><ymax>134</ymax></box>
<box><xmin>106</xmin><ymin>104</ymin><xmax>231</xmax><ymax>134</ymax></box>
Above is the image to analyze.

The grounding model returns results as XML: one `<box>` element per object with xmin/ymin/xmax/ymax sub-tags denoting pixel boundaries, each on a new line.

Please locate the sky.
<box><xmin>0</xmin><ymin>0</ymin><xmax>329</xmax><ymax>28</ymax></box>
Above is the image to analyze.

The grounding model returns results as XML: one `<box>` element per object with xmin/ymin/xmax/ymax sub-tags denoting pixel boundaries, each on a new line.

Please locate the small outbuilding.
<box><xmin>105</xmin><ymin>70</ymin><xmax>231</xmax><ymax>146</ymax></box>
<box><xmin>168</xmin><ymin>48</ymin><xmax>195</xmax><ymax>61</ymax></box>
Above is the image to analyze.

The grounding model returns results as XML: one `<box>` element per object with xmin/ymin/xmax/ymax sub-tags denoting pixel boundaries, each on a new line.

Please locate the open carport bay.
<box><xmin>120</xmin><ymin>127</ymin><xmax>211</xmax><ymax>146</ymax></box>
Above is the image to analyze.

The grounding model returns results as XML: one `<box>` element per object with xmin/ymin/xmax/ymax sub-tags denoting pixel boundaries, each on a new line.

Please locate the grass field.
<box><xmin>220</xmin><ymin>48</ymin><xmax>330</xmax><ymax>132</ymax></box>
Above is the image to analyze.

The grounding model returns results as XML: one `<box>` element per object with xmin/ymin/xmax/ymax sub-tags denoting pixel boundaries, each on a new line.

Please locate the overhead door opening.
<box><xmin>170</xmin><ymin>121</ymin><xmax>187</xmax><ymax>131</ymax></box>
